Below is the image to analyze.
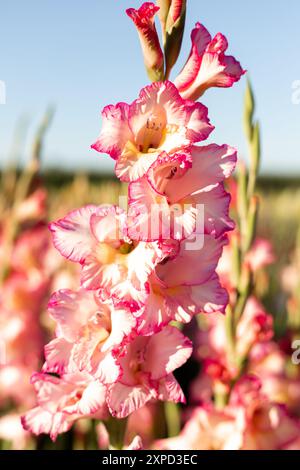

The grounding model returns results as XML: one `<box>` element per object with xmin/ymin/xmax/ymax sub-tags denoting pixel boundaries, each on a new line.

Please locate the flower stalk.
<box><xmin>0</xmin><ymin>107</ymin><xmax>54</xmax><ymax>286</ymax></box>
<box><xmin>223</xmin><ymin>79</ymin><xmax>261</xmax><ymax>379</ymax></box>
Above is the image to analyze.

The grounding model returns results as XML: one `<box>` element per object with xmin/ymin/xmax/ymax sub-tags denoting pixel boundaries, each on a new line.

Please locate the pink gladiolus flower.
<box><xmin>1</xmin><ymin>271</ymin><xmax>48</xmax><ymax>318</ymax></box>
<box><xmin>155</xmin><ymin>405</ymin><xmax>243</xmax><ymax>450</ymax></box>
<box><xmin>134</xmin><ymin>235</ymin><xmax>228</xmax><ymax>334</ymax></box>
<box><xmin>0</xmin><ymin>273</ymin><xmax>45</xmax><ymax>407</ymax></box>
<box><xmin>12</xmin><ymin>225</ymin><xmax>53</xmax><ymax>282</ymax></box>
<box><xmin>128</xmin><ymin>144</ymin><xmax>237</xmax><ymax>240</ymax></box>
<box><xmin>230</xmin><ymin>376</ymin><xmax>300</xmax><ymax>450</ymax></box>
<box><xmin>249</xmin><ymin>341</ymin><xmax>300</xmax><ymax>415</ymax></box>
<box><xmin>245</xmin><ymin>238</ymin><xmax>275</xmax><ymax>272</ymax></box>
<box><xmin>217</xmin><ymin>233</ymin><xmax>275</xmax><ymax>297</ymax></box>
<box><xmin>107</xmin><ymin>326</ymin><xmax>192</xmax><ymax>418</ymax></box>
<box><xmin>126</xmin><ymin>3</ymin><xmax>164</xmax><ymax>82</ymax></box>
<box><xmin>44</xmin><ymin>288</ymin><xmax>136</xmax><ymax>383</ymax></box>
<box><xmin>174</xmin><ymin>22</ymin><xmax>245</xmax><ymax>100</ymax></box>
<box><xmin>235</xmin><ymin>297</ymin><xmax>274</xmax><ymax>358</ymax></box>
<box><xmin>21</xmin><ymin>371</ymin><xmax>108</xmax><ymax>441</ymax></box>
<box><xmin>192</xmin><ymin>297</ymin><xmax>274</xmax><ymax>388</ymax></box>
<box><xmin>49</xmin><ymin>205</ymin><xmax>168</xmax><ymax>307</ymax></box>
<box><xmin>15</xmin><ymin>188</ymin><xmax>47</xmax><ymax>223</ymax></box>
<box><xmin>91</xmin><ymin>81</ymin><xmax>214</xmax><ymax>182</ymax></box>
<box><xmin>21</xmin><ymin>8</ymin><xmax>246</xmax><ymax>444</ymax></box>
<box><xmin>158</xmin><ymin>376</ymin><xmax>300</xmax><ymax>450</ymax></box>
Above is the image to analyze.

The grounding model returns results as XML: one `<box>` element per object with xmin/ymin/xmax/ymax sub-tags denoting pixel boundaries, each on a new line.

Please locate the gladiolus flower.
<box><xmin>126</xmin><ymin>3</ymin><xmax>164</xmax><ymax>82</ymax></box>
<box><xmin>193</xmin><ymin>297</ymin><xmax>274</xmax><ymax>383</ymax></box>
<box><xmin>12</xmin><ymin>225</ymin><xmax>53</xmax><ymax>282</ymax></box>
<box><xmin>157</xmin><ymin>377</ymin><xmax>300</xmax><ymax>450</ymax></box>
<box><xmin>91</xmin><ymin>81</ymin><xmax>214</xmax><ymax>182</ymax></box>
<box><xmin>21</xmin><ymin>7</ymin><xmax>246</xmax><ymax>444</ymax></box>
<box><xmin>15</xmin><ymin>188</ymin><xmax>47</xmax><ymax>223</ymax></box>
<box><xmin>245</xmin><ymin>238</ymin><xmax>275</xmax><ymax>272</ymax></box>
<box><xmin>134</xmin><ymin>235</ymin><xmax>228</xmax><ymax>334</ymax></box>
<box><xmin>174</xmin><ymin>22</ymin><xmax>245</xmax><ymax>100</ymax></box>
<box><xmin>21</xmin><ymin>371</ymin><xmax>108</xmax><ymax>441</ymax></box>
<box><xmin>107</xmin><ymin>326</ymin><xmax>192</xmax><ymax>418</ymax></box>
<box><xmin>128</xmin><ymin>144</ymin><xmax>237</xmax><ymax>240</ymax></box>
<box><xmin>49</xmin><ymin>205</ymin><xmax>168</xmax><ymax>307</ymax></box>
<box><xmin>235</xmin><ymin>297</ymin><xmax>274</xmax><ymax>358</ymax></box>
<box><xmin>230</xmin><ymin>376</ymin><xmax>300</xmax><ymax>450</ymax></box>
<box><xmin>44</xmin><ymin>288</ymin><xmax>136</xmax><ymax>383</ymax></box>
<box><xmin>155</xmin><ymin>405</ymin><xmax>243</xmax><ymax>450</ymax></box>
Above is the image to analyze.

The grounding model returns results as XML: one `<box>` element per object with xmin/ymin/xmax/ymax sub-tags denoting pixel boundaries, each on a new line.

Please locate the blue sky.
<box><xmin>0</xmin><ymin>0</ymin><xmax>299</xmax><ymax>175</ymax></box>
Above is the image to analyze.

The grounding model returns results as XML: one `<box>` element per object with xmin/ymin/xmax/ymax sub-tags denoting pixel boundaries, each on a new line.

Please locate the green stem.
<box><xmin>164</xmin><ymin>402</ymin><xmax>181</xmax><ymax>438</ymax></box>
<box><xmin>106</xmin><ymin>417</ymin><xmax>128</xmax><ymax>450</ymax></box>
<box><xmin>225</xmin><ymin>305</ymin><xmax>236</xmax><ymax>364</ymax></box>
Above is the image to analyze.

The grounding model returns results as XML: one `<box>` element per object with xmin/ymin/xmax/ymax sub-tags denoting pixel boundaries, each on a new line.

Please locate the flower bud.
<box><xmin>127</xmin><ymin>3</ymin><xmax>164</xmax><ymax>82</ymax></box>
<box><xmin>157</xmin><ymin>0</ymin><xmax>186</xmax><ymax>78</ymax></box>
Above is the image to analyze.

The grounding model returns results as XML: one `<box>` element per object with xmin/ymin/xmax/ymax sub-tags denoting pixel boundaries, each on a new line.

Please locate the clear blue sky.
<box><xmin>0</xmin><ymin>0</ymin><xmax>299</xmax><ymax>175</ymax></box>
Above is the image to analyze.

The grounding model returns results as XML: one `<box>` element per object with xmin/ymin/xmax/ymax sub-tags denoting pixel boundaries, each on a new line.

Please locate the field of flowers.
<box><xmin>1</xmin><ymin>152</ymin><xmax>299</xmax><ymax>450</ymax></box>
<box><xmin>1</xmin><ymin>0</ymin><xmax>300</xmax><ymax>452</ymax></box>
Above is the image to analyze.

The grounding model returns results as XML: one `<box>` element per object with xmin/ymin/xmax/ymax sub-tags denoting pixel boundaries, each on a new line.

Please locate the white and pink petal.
<box><xmin>49</xmin><ymin>205</ymin><xmax>97</xmax><ymax>263</ymax></box>
<box><xmin>91</xmin><ymin>103</ymin><xmax>132</xmax><ymax>159</ymax></box>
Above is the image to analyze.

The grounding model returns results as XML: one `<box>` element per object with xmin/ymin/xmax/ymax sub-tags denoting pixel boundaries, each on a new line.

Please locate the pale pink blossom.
<box><xmin>21</xmin><ymin>371</ymin><xmax>108</xmax><ymax>441</ymax></box>
<box><xmin>0</xmin><ymin>274</ymin><xmax>45</xmax><ymax>407</ymax></box>
<box><xmin>91</xmin><ymin>81</ymin><xmax>214</xmax><ymax>182</ymax></box>
<box><xmin>249</xmin><ymin>342</ymin><xmax>300</xmax><ymax>415</ymax></box>
<box><xmin>128</xmin><ymin>144</ymin><xmax>236</xmax><ymax>240</ymax></box>
<box><xmin>44</xmin><ymin>288</ymin><xmax>136</xmax><ymax>383</ymax></box>
<box><xmin>192</xmin><ymin>297</ymin><xmax>274</xmax><ymax>386</ymax></box>
<box><xmin>281</xmin><ymin>260</ymin><xmax>300</xmax><ymax>294</ymax></box>
<box><xmin>0</xmin><ymin>271</ymin><xmax>48</xmax><ymax>318</ymax></box>
<box><xmin>107</xmin><ymin>326</ymin><xmax>192</xmax><ymax>418</ymax></box>
<box><xmin>133</xmin><ymin>235</ymin><xmax>228</xmax><ymax>334</ymax></box>
<box><xmin>174</xmin><ymin>22</ymin><xmax>245</xmax><ymax>100</ymax></box>
<box><xmin>12</xmin><ymin>225</ymin><xmax>53</xmax><ymax>283</ymax></box>
<box><xmin>155</xmin><ymin>405</ymin><xmax>243</xmax><ymax>450</ymax></box>
<box><xmin>158</xmin><ymin>377</ymin><xmax>300</xmax><ymax>450</ymax></box>
<box><xmin>217</xmin><ymin>233</ymin><xmax>275</xmax><ymax>296</ymax></box>
<box><xmin>230</xmin><ymin>376</ymin><xmax>300</xmax><ymax>450</ymax></box>
<box><xmin>49</xmin><ymin>205</ymin><xmax>167</xmax><ymax>307</ymax></box>
<box><xmin>235</xmin><ymin>297</ymin><xmax>274</xmax><ymax>358</ymax></box>
<box><xmin>15</xmin><ymin>188</ymin><xmax>47</xmax><ymax>223</ymax></box>
<box><xmin>245</xmin><ymin>238</ymin><xmax>275</xmax><ymax>272</ymax></box>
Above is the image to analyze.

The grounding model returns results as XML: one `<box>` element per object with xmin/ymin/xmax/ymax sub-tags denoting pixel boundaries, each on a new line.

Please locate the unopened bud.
<box><xmin>127</xmin><ymin>3</ymin><xmax>164</xmax><ymax>82</ymax></box>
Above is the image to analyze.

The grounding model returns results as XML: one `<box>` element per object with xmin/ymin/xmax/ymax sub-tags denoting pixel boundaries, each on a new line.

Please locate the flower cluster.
<box><xmin>0</xmin><ymin>185</ymin><xmax>67</xmax><ymax>448</ymax></box>
<box><xmin>155</xmin><ymin>231</ymin><xmax>300</xmax><ymax>450</ymax></box>
<box><xmin>22</xmin><ymin>3</ymin><xmax>243</xmax><ymax>443</ymax></box>
<box><xmin>156</xmin><ymin>375</ymin><xmax>300</xmax><ymax>450</ymax></box>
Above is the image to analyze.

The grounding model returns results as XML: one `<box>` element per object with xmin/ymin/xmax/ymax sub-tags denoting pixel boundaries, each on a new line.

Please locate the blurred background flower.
<box><xmin>0</xmin><ymin>0</ymin><xmax>299</xmax><ymax>450</ymax></box>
